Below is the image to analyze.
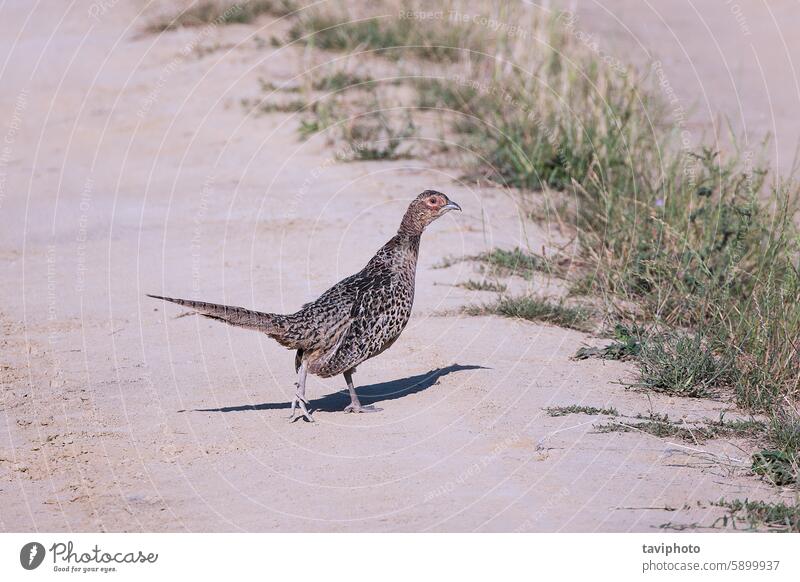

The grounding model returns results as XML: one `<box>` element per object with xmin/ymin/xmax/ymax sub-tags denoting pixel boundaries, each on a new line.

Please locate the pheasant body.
<box><xmin>149</xmin><ymin>190</ymin><xmax>460</xmax><ymax>419</ymax></box>
<box><xmin>304</xmin><ymin>232</ymin><xmax>419</xmax><ymax>377</ymax></box>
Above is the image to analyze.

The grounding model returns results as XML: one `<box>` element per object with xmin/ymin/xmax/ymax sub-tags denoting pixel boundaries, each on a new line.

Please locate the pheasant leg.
<box><xmin>289</xmin><ymin>360</ymin><xmax>314</xmax><ymax>422</ymax></box>
<box><xmin>343</xmin><ymin>370</ymin><xmax>382</xmax><ymax>413</ymax></box>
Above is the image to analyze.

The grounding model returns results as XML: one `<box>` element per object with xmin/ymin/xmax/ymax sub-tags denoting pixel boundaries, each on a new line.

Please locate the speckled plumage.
<box><xmin>148</xmin><ymin>190</ymin><xmax>461</xmax><ymax>419</ymax></box>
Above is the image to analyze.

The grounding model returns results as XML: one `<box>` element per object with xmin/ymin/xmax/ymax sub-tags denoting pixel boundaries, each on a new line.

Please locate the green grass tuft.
<box><xmin>297</xmin><ymin>100</ymin><xmax>342</xmax><ymax>140</ymax></box>
<box><xmin>146</xmin><ymin>0</ymin><xmax>295</xmax><ymax>33</ymax></box>
<box><xmin>636</xmin><ymin>334</ymin><xmax>734</xmax><ymax>398</ymax></box>
<box><xmin>574</xmin><ymin>323</ymin><xmax>644</xmax><ymax>361</ymax></box>
<box><xmin>752</xmin><ymin>413</ymin><xmax>800</xmax><ymax>485</ymax></box>
<box><xmin>341</xmin><ymin>110</ymin><xmax>417</xmax><ymax>160</ymax></box>
<box><xmin>432</xmin><ymin>247</ymin><xmax>554</xmax><ymax>279</ymax></box>
<box><xmin>594</xmin><ymin>414</ymin><xmax>702</xmax><ymax>442</ymax></box>
<box><xmin>464</xmin><ymin>295</ymin><xmax>593</xmax><ymax>332</ymax></box>
<box><xmin>296</xmin><ymin>85</ymin><xmax>416</xmax><ymax>159</ymax></box>
<box><xmin>312</xmin><ymin>71</ymin><xmax>375</xmax><ymax>92</ymax></box>
<box><xmin>286</xmin><ymin>9</ymin><xmax>488</xmax><ymax>62</ymax></box>
<box><xmin>594</xmin><ymin>412</ymin><xmax>766</xmax><ymax>443</ymax></box>
<box><xmin>242</xmin><ymin>98</ymin><xmax>306</xmax><ymax>114</ymax></box>
<box><xmin>471</xmin><ymin>247</ymin><xmax>552</xmax><ymax>280</ymax></box>
<box><xmin>415</xmin><ymin>78</ymin><xmax>485</xmax><ymax>112</ymax></box>
<box><xmin>714</xmin><ymin>499</ymin><xmax>800</xmax><ymax>532</ymax></box>
<box><xmin>458</xmin><ymin>280</ymin><xmax>507</xmax><ymax>293</ymax></box>
<box><xmin>752</xmin><ymin>450</ymin><xmax>797</xmax><ymax>486</ymax></box>
<box><xmin>546</xmin><ymin>404</ymin><xmax>618</xmax><ymax>417</ymax></box>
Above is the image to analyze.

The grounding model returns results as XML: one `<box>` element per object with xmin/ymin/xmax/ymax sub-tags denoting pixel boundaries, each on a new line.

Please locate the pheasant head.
<box><xmin>398</xmin><ymin>190</ymin><xmax>461</xmax><ymax>236</ymax></box>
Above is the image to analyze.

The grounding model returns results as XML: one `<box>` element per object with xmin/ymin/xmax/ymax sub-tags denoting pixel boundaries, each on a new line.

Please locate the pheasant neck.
<box><xmin>380</xmin><ymin>231</ymin><xmax>420</xmax><ymax>272</ymax></box>
<box><xmin>390</xmin><ymin>229</ymin><xmax>421</xmax><ymax>251</ymax></box>
<box><xmin>398</xmin><ymin>212</ymin><xmax>427</xmax><ymax>237</ymax></box>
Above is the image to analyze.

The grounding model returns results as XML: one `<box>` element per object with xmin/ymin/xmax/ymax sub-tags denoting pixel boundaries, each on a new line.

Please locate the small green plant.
<box><xmin>752</xmin><ymin>451</ymin><xmax>796</xmax><ymax>486</ymax></box>
<box><xmin>432</xmin><ymin>255</ymin><xmax>460</xmax><ymax>269</ymax></box>
<box><xmin>415</xmin><ymin>78</ymin><xmax>484</xmax><ymax>112</ymax></box>
<box><xmin>471</xmin><ymin>247</ymin><xmax>553</xmax><ymax>280</ymax></box>
<box><xmin>752</xmin><ymin>413</ymin><xmax>800</xmax><ymax>485</ymax></box>
<box><xmin>465</xmin><ymin>295</ymin><xmax>593</xmax><ymax>332</ymax></box>
<box><xmin>340</xmin><ymin>110</ymin><xmax>417</xmax><ymax>160</ymax></box>
<box><xmin>705</xmin><ymin>416</ymin><xmax>767</xmax><ymax>439</ymax></box>
<box><xmin>574</xmin><ymin>323</ymin><xmax>644</xmax><ymax>361</ymax></box>
<box><xmin>297</xmin><ymin>99</ymin><xmax>343</xmax><ymax>139</ymax></box>
<box><xmin>298</xmin><ymin>87</ymin><xmax>416</xmax><ymax>159</ymax></box>
<box><xmin>433</xmin><ymin>247</ymin><xmax>554</xmax><ymax>279</ymax></box>
<box><xmin>313</xmin><ymin>71</ymin><xmax>374</xmax><ymax>92</ymax></box>
<box><xmin>714</xmin><ymin>499</ymin><xmax>800</xmax><ymax>532</ymax></box>
<box><xmin>242</xmin><ymin>98</ymin><xmax>306</xmax><ymax>114</ymax></box>
<box><xmin>594</xmin><ymin>412</ymin><xmax>766</xmax><ymax>443</ymax></box>
<box><xmin>288</xmin><ymin>14</ymin><xmax>383</xmax><ymax>52</ymax></box>
<box><xmin>458</xmin><ymin>280</ymin><xmax>507</xmax><ymax>293</ymax></box>
<box><xmin>146</xmin><ymin>0</ymin><xmax>294</xmax><ymax>33</ymax></box>
<box><xmin>257</xmin><ymin>78</ymin><xmax>301</xmax><ymax>93</ymax></box>
<box><xmin>286</xmin><ymin>8</ymin><xmax>488</xmax><ymax>62</ymax></box>
<box><xmin>637</xmin><ymin>334</ymin><xmax>733</xmax><ymax>397</ymax></box>
<box><xmin>594</xmin><ymin>413</ymin><xmax>707</xmax><ymax>442</ymax></box>
<box><xmin>546</xmin><ymin>404</ymin><xmax>618</xmax><ymax>417</ymax></box>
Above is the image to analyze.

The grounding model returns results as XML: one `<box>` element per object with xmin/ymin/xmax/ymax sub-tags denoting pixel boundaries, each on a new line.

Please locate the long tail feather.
<box><xmin>147</xmin><ymin>294</ymin><xmax>277</xmax><ymax>333</ymax></box>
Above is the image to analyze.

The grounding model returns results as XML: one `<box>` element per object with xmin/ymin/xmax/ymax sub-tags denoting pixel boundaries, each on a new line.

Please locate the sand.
<box><xmin>0</xmin><ymin>1</ymin><xmax>795</xmax><ymax>532</ymax></box>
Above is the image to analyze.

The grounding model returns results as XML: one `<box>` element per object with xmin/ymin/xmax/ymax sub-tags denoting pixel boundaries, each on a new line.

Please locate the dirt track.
<box><xmin>0</xmin><ymin>1</ymin><xmax>795</xmax><ymax>531</ymax></box>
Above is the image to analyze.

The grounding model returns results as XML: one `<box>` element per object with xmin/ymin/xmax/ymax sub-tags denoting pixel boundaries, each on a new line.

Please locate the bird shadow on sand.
<box><xmin>184</xmin><ymin>364</ymin><xmax>488</xmax><ymax>414</ymax></box>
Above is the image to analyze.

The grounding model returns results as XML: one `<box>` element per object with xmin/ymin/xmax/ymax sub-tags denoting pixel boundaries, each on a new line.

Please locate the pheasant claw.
<box><xmin>289</xmin><ymin>393</ymin><xmax>314</xmax><ymax>422</ymax></box>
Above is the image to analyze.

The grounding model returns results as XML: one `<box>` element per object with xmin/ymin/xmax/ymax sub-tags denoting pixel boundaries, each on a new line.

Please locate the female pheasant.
<box><xmin>148</xmin><ymin>190</ymin><xmax>461</xmax><ymax>421</ymax></box>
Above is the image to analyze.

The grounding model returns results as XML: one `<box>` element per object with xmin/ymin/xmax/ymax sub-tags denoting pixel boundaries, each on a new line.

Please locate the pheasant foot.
<box><xmin>289</xmin><ymin>392</ymin><xmax>314</xmax><ymax>422</ymax></box>
<box><xmin>289</xmin><ymin>360</ymin><xmax>314</xmax><ymax>422</ymax></box>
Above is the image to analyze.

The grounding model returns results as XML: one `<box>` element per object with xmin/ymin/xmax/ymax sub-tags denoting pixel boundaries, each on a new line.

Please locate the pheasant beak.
<box><xmin>441</xmin><ymin>200</ymin><xmax>462</xmax><ymax>214</ymax></box>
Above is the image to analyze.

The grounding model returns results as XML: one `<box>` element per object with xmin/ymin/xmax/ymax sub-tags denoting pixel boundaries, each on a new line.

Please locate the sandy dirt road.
<box><xmin>0</xmin><ymin>1</ymin><xmax>794</xmax><ymax>532</ymax></box>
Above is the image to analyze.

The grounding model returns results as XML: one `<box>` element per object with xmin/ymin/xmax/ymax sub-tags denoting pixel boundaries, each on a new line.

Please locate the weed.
<box><xmin>286</xmin><ymin>7</ymin><xmax>488</xmax><ymax>62</ymax></box>
<box><xmin>432</xmin><ymin>255</ymin><xmax>461</xmax><ymax>269</ymax></box>
<box><xmin>297</xmin><ymin>86</ymin><xmax>416</xmax><ymax>159</ymax></box>
<box><xmin>458</xmin><ymin>280</ymin><xmax>507</xmax><ymax>293</ymax></box>
<box><xmin>340</xmin><ymin>109</ymin><xmax>417</xmax><ymax>160</ymax></box>
<box><xmin>752</xmin><ymin>413</ymin><xmax>800</xmax><ymax>485</ymax></box>
<box><xmin>594</xmin><ymin>412</ymin><xmax>766</xmax><ymax>443</ymax></box>
<box><xmin>574</xmin><ymin>323</ymin><xmax>644</xmax><ymax>361</ymax></box>
<box><xmin>636</xmin><ymin>333</ymin><xmax>734</xmax><ymax>398</ymax></box>
<box><xmin>313</xmin><ymin>71</ymin><xmax>374</xmax><ymax>92</ymax></box>
<box><xmin>146</xmin><ymin>0</ymin><xmax>294</xmax><ymax>33</ymax></box>
<box><xmin>242</xmin><ymin>98</ymin><xmax>306</xmax><ymax>114</ymax></box>
<box><xmin>258</xmin><ymin>78</ymin><xmax>301</xmax><ymax>93</ymax></box>
<box><xmin>752</xmin><ymin>451</ymin><xmax>796</xmax><ymax>486</ymax></box>
<box><xmin>415</xmin><ymin>78</ymin><xmax>484</xmax><ymax>113</ymax></box>
<box><xmin>593</xmin><ymin>414</ymin><xmax>705</xmax><ymax>442</ymax></box>
<box><xmin>471</xmin><ymin>247</ymin><xmax>552</xmax><ymax>280</ymax></box>
<box><xmin>297</xmin><ymin>99</ymin><xmax>342</xmax><ymax>139</ymax></box>
<box><xmin>546</xmin><ymin>404</ymin><xmax>618</xmax><ymax>417</ymax></box>
<box><xmin>705</xmin><ymin>416</ymin><xmax>767</xmax><ymax>439</ymax></box>
<box><xmin>432</xmin><ymin>247</ymin><xmax>552</xmax><ymax>278</ymax></box>
<box><xmin>464</xmin><ymin>295</ymin><xmax>593</xmax><ymax>332</ymax></box>
<box><xmin>714</xmin><ymin>499</ymin><xmax>800</xmax><ymax>532</ymax></box>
